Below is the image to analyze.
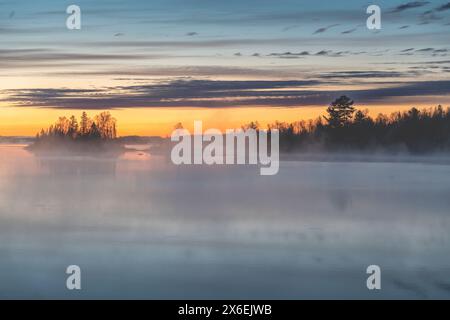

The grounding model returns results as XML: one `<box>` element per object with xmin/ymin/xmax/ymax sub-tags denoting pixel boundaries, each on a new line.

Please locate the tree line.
<box><xmin>36</xmin><ymin>111</ymin><xmax>117</xmax><ymax>142</ymax></box>
<box><xmin>35</xmin><ymin>96</ymin><xmax>450</xmax><ymax>154</ymax></box>
<box><xmin>245</xmin><ymin>96</ymin><xmax>450</xmax><ymax>153</ymax></box>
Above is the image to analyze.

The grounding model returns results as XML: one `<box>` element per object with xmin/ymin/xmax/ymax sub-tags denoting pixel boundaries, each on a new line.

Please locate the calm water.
<box><xmin>0</xmin><ymin>144</ymin><xmax>450</xmax><ymax>299</ymax></box>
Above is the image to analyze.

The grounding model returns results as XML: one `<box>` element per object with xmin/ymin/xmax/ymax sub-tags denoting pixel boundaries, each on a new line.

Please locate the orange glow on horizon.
<box><xmin>0</xmin><ymin>104</ymin><xmax>445</xmax><ymax>137</ymax></box>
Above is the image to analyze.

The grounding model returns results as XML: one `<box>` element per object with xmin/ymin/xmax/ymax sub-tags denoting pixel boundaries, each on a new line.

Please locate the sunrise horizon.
<box><xmin>2</xmin><ymin>1</ymin><xmax>450</xmax><ymax>137</ymax></box>
<box><xmin>1</xmin><ymin>102</ymin><xmax>448</xmax><ymax>137</ymax></box>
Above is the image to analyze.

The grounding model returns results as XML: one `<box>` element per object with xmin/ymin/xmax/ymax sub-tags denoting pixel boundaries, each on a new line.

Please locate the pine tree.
<box><xmin>324</xmin><ymin>96</ymin><xmax>356</xmax><ymax>128</ymax></box>
<box><xmin>88</xmin><ymin>122</ymin><xmax>101</xmax><ymax>140</ymax></box>
<box><xmin>80</xmin><ymin>112</ymin><xmax>89</xmax><ymax>136</ymax></box>
<box><xmin>68</xmin><ymin>115</ymin><xmax>79</xmax><ymax>139</ymax></box>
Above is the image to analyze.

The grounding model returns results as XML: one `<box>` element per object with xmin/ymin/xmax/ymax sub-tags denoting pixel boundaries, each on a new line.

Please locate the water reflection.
<box><xmin>0</xmin><ymin>145</ymin><xmax>450</xmax><ymax>299</ymax></box>
<box><xmin>38</xmin><ymin>157</ymin><xmax>118</xmax><ymax>176</ymax></box>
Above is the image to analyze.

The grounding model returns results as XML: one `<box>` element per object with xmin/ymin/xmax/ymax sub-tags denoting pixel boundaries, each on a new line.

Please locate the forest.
<box><xmin>256</xmin><ymin>96</ymin><xmax>450</xmax><ymax>154</ymax></box>
<box><xmin>32</xmin><ymin>96</ymin><xmax>450</xmax><ymax>154</ymax></box>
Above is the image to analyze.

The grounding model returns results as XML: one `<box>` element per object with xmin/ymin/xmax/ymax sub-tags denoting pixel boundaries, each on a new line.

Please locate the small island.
<box><xmin>28</xmin><ymin>111</ymin><xmax>125</xmax><ymax>155</ymax></box>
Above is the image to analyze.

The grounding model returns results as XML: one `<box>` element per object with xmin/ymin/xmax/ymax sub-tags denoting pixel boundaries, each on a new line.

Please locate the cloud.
<box><xmin>38</xmin><ymin>65</ymin><xmax>417</xmax><ymax>80</ymax></box>
<box><xmin>319</xmin><ymin>70</ymin><xmax>420</xmax><ymax>79</ymax></box>
<box><xmin>0</xmin><ymin>49</ymin><xmax>170</xmax><ymax>69</ymax></box>
<box><xmin>77</xmin><ymin>38</ymin><xmax>297</xmax><ymax>49</ymax></box>
<box><xmin>415</xmin><ymin>59</ymin><xmax>450</xmax><ymax>65</ymax></box>
<box><xmin>313</xmin><ymin>24</ymin><xmax>339</xmax><ymax>34</ymax></box>
<box><xmin>58</xmin><ymin>30</ymin><xmax>449</xmax><ymax>52</ymax></box>
<box><xmin>37</xmin><ymin>65</ymin><xmax>311</xmax><ymax>79</ymax></box>
<box><xmin>4</xmin><ymin>79</ymin><xmax>450</xmax><ymax>109</ymax></box>
<box><xmin>316</xmin><ymin>50</ymin><xmax>331</xmax><ymax>55</ymax></box>
<box><xmin>413</xmin><ymin>47</ymin><xmax>449</xmax><ymax>56</ymax></box>
<box><xmin>420</xmin><ymin>10</ymin><xmax>444</xmax><ymax>23</ymax></box>
<box><xmin>391</xmin><ymin>1</ymin><xmax>430</xmax><ymax>13</ymax></box>
<box><xmin>416</xmin><ymin>47</ymin><xmax>435</xmax><ymax>52</ymax></box>
<box><xmin>268</xmin><ymin>50</ymin><xmax>371</xmax><ymax>59</ymax></box>
<box><xmin>1</xmin><ymin>80</ymin><xmax>322</xmax><ymax>109</ymax></box>
<box><xmin>268</xmin><ymin>51</ymin><xmax>310</xmax><ymax>58</ymax></box>
<box><xmin>341</xmin><ymin>28</ymin><xmax>357</xmax><ymax>34</ymax></box>
<box><xmin>315</xmin><ymin>50</ymin><xmax>345</xmax><ymax>57</ymax></box>
<box><xmin>435</xmin><ymin>2</ymin><xmax>450</xmax><ymax>11</ymax></box>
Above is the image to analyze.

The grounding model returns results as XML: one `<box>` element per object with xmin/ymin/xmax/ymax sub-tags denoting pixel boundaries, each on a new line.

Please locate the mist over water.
<box><xmin>0</xmin><ymin>145</ymin><xmax>450</xmax><ymax>299</ymax></box>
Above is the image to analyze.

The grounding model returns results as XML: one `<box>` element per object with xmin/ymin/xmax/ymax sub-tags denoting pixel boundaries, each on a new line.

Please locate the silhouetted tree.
<box><xmin>89</xmin><ymin>122</ymin><xmax>102</xmax><ymax>140</ymax></box>
<box><xmin>266</xmin><ymin>96</ymin><xmax>450</xmax><ymax>153</ymax></box>
<box><xmin>80</xmin><ymin>111</ymin><xmax>90</xmax><ymax>136</ymax></box>
<box><xmin>94</xmin><ymin>111</ymin><xmax>117</xmax><ymax>139</ymax></box>
<box><xmin>174</xmin><ymin>122</ymin><xmax>184</xmax><ymax>130</ymax></box>
<box><xmin>35</xmin><ymin>99</ymin><xmax>450</xmax><ymax>154</ymax></box>
<box><xmin>324</xmin><ymin>96</ymin><xmax>356</xmax><ymax>128</ymax></box>
<box><xmin>35</xmin><ymin>111</ymin><xmax>118</xmax><ymax>145</ymax></box>
<box><xmin>68</xmin><ymin>115</ymin><xmax>79</xmax><ymax>139</ymax></box>
<box><xmin>242</xmin><ymin>121</ymin><xmax>260</xmax><ymax>130</ymax></box>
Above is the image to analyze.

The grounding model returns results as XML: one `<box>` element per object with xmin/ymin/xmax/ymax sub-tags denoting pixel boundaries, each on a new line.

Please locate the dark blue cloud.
<box><xmin>313</xmin><ymin>24</ymin><xmax>339</xmax><ymax>35</ymax></box>
<box><xmin>391</xmin><ymin>1</ymin><xmax>430</xmax><ymax>13</ymax></box>
<box><xmin>3</xmin><ymin>79</ymin><xmax>450</xmax><ymax>109</ymax></box>
<box><xmin>435</xmin><ymin>2</ymin><xmax>450</xmax><ymax>11</ymax></box>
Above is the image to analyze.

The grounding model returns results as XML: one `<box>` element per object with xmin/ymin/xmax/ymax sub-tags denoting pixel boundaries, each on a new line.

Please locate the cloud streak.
<box><xmin>313</xmin><ymin>24</ymin><xmax>340</xmax><ymax>34</ymax></box>
<box><xmin>391</xmin><ymin>1</ymin><xmax>430</xmax><ymax>13</ymax></box>
<box><xmin>3</xmin><ymin>79</ymin><xmax>450</xmax><ymax>109</ymax></box>
<box><xmin>435</xmin><ymin>2</ymin><xmax>450</xmax><ymax>11</ymax></box>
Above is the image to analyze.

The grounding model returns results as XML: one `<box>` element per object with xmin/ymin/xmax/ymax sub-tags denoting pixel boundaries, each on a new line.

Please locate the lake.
<box><xmin>0</xmin><ymin>144</ymin><xmax>449</xmax><ymax>299</ymax></box>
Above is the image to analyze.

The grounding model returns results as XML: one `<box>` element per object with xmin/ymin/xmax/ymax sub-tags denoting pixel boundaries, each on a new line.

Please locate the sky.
<box><xmin>1</xmin><ymin>0</ymin><xmax>450</xmax><ymax>136</ymax></box>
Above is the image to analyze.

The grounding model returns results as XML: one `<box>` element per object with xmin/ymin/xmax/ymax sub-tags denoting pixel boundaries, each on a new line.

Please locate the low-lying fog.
<box><xmin>0</xmin><ymin>144</ymin><xmax>449</xmax><ymax>299</ymax></box>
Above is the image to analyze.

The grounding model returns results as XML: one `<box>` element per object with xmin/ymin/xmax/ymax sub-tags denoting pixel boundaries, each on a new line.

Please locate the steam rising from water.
<box><xmin>0</xmin><ymin>145</ymin><xmax>450</xmax><ymax>298</ymax></box>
